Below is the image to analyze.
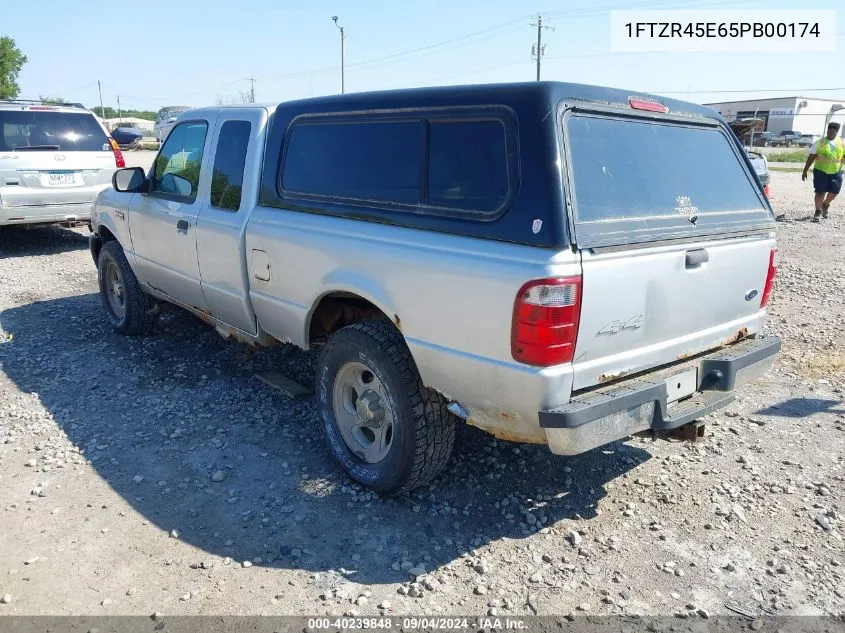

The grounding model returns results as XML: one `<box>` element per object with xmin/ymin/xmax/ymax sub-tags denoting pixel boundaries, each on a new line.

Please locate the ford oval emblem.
<box><xmin>745</xmin><ymin>289</ymin><xmax>759</xmax><ymax>301</ymax></box>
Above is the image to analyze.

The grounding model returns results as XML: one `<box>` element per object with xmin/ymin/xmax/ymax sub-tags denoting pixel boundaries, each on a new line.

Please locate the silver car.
<box><xmin>0</xmin><ymin>100</ymin><xmax>122</xmax><ymax>228</ymax></box>
<box><xmin>153</xmin><ymin>106</ymin><xmax>192</xmax><ymax>143</ymax></box>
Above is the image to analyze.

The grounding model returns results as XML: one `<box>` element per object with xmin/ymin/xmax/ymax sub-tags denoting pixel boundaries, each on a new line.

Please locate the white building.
<box><xmin>705</xmin><ymin>96</ymin><xmax>845</xmax><ymax>137</ymax></box>
<box><xmin>103</xmin><ymin>117</ymin><xmax>154</xmax><ymax>133</ymax></box>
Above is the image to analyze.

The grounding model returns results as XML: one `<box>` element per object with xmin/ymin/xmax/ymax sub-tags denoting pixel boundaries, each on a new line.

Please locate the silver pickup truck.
<box><xmin>89</xmin><ymin>82</ymin><xmax>781</xmax><ymax>494</ymax></box>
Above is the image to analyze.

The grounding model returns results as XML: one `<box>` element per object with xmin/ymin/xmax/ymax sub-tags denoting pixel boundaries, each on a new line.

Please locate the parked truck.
<box><xmin>89</xmin><ymin>82</ymin><xmax>781</xmax><ymax>494</ymax></box>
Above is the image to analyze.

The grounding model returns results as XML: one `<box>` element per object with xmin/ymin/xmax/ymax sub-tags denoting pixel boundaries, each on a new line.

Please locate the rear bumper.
<box><xmin>540</xmin><ymin>335</ymin><xmax>781</xmax><ymax>455</ymax></box>
<box><xmin>0</xmin><ymin>203</ymin><xmax>93</xmax><ymax>226</ymax></box>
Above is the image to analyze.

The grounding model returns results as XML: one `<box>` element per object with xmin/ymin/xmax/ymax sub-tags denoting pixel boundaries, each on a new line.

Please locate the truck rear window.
<box><xmin>0</xmin><ymin>111</ymin><xmax>110</xmax><ymax>152</ymax></box>
<box><xmin>566</xmin><ymin>115</ymin><xmax>767</xmax><ymax>224</ymax></box>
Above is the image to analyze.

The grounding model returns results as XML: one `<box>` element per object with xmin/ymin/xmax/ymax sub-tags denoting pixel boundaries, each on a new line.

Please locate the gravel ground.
<box><xmin>0</xmin><ymin>171</ymin><xmax>842</xmax><ymax>618</ymax></box>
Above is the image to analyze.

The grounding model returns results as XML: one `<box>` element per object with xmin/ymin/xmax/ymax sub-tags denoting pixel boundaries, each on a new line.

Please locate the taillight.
<box><xmin>763</xmin><ymin>184</ymin><xmax>771</xmax><ymax>198</ymax></box>
<box><xmin>108</xmin><ymin>137</ymin><xmax>125</xmax><ymax>168</ymax></box>
<box><xmin>760</xmin><ymin>248</ymin><xmax>777</xmax><ymax>308</ymax></box>
<box><xmin>512</xmin><ymin>277</ymin><xmax>582</xmax><ymax>367</ymax></box>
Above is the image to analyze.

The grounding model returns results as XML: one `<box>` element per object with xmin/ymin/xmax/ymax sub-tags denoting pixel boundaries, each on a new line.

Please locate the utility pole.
<box><xmin>531</xmin><ymin>15</ymin><xmax>553</xmax><ymax>81</ymax></box>
<box><xmin>248</xmin><ymin>76</ymin><xmax>256</xmax><ymax>103</ymax></box>
<box><xmin>97</xmin><ymin>80</ymin><xmax>104</xmax><ymax>119</ymax></box>
<box><xmin>332</xmin><ymin>16</ymin><xmax>345</xmax><ymax>94</ymax></box>
<box><xmin>116</xmin><ymin>94</ymin><xmax>121</xmax><ymax>123</ymax></box>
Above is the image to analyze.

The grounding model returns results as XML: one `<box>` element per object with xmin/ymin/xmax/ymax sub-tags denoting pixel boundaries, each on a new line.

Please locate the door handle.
<box><xmin>685</xmin><ymin>249</ymin><xmax>708</xmax><ymax>268</ymax></box>
<box><xmin>176</xmin><ymin>219</ymin><xmax>190</xmax><ymax>233</ymax></box>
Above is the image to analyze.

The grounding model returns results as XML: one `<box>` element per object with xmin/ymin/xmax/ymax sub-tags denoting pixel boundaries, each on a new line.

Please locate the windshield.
<box><xmin>1</xmin><ymin>110</ymin><xmax>109</xmax><ymax>152</ymax></box>
<box><xmin>566</xmin><ymin>115</ymin><xmax>767</xmax><ymax>223</ymax></box>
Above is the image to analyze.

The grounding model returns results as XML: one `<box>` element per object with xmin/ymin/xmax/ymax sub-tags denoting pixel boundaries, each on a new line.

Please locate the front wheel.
<box><xmin>316</xmin><ymin>320</ymin><xmax>456</xmax><ymax>495</ymax></box>
<box><xmin>97</xmin><ymin>240</ymin><xmax>158</xmax><ymax>335</ymax></box>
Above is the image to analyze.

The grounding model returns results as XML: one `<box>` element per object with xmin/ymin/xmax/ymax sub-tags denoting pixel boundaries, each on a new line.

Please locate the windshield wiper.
<box><xmin>12</xmin><ymin>145</ymin><xmax>62</xmax><ymax>151</ymax></box>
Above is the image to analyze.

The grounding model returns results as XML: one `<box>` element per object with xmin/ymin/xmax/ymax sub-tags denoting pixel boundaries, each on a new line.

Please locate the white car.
<box><xmin>153</xmin><ymin>106</ymin><xmax>192</xmax><ymax>143</ymax></box>
<box><xmin>1</xmin><ymin>99</ymin><xmax>123</xmax><ymax>228</ymax></box>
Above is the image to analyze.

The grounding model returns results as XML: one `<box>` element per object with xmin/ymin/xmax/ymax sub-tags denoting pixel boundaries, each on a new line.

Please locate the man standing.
<box><xmin>802</xmin><ymin>122</ymin><xmax>844</xmax><ymax>222</ymax></box>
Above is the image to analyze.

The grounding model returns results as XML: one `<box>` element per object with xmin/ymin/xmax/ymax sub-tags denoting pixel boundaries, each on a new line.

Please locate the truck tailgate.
<box><xmin>572</xmin><ymin>234</ymin><xmax>775</xmax><ymax>390</ymax></box>
<box><xmin>561</xmin><ymin>108</ymin><xmax>777</xmax><ymax>392</ymax></box>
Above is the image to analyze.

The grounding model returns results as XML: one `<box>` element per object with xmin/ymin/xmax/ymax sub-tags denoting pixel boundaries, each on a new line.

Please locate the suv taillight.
<box><xmin>512</xmin><ymin>277</ymin><xmax>582</xmax><ymax>367</ymax></box>
<box><xmin>108</xmin><ymin>137</ymin><xmax>126</xmax><ymax>168</ymax></box>
<box><xmin>760</xmin><ymin>248</ymin><xmax>777</xmax><ymax>308</ymax></box>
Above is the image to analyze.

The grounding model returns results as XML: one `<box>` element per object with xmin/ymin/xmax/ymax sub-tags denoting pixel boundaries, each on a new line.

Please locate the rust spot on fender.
<box><xmin>192</xmin><ymin>307</ymin><xmax>275</xmax><ymax>349</ymax></box>
<box><xmin>467</xmin><ymin>417</ymin><xmax>546</xmax><ymax>444</ymax></box>
<box><xmin>722</xmin><ymin>327</ymin><xmax>750</xmax><ymax>347</ymax></box>
<box><xmin>193</xmin><ymin>307</ymin><xmax>214</xmax><ymax>326</ymax></box>
<box><xmin>497</xmin><ymin>411</ymin><xmax>520</xmax><ymax>421</ymax></box>
<box><xmin>598</xmin><ymin>370</ymin><xmax>627</xmax><ymax>383</ymax></box>
<box><xmin>393</xmin><ymin>314</ymin><xmax>401</xmax><ymax>330</ymax></box>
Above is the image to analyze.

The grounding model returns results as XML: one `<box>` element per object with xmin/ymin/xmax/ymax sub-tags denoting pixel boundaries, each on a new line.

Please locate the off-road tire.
<box><xmin>97</xmin><ymin>240</ymin><xmax>158</xmax><ymax>335</ymax></box>
<box><xmin>316</xmin><ymin>320</ymin><xmax>456</xmax><ymax>495</ymax></box>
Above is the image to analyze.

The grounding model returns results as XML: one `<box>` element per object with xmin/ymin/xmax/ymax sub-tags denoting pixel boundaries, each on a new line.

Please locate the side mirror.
<box><xmin>113</xmin><ymin>167</ymin><xmax>147</xmax><ymax>193</ymax></box>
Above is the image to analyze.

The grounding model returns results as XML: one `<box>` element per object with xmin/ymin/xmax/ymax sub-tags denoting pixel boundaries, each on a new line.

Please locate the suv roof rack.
<box><xmin>0</xmin><ymin>98</ymin><xmax>87</xmax><ymax>109</ymax></box>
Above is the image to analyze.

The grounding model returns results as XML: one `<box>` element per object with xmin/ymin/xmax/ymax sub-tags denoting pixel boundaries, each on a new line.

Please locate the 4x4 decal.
<box><xmin>597</xmin><ymin>315</ymin><xmax>644</xmax><ymax>336</ymax></box>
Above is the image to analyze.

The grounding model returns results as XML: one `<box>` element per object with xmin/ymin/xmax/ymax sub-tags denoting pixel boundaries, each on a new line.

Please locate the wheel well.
<box><xmin>99</xmin><ymin>226</ymin><xmax>117</xmax><ymax>243</ymax></box>
<box><xmin>309</xmin><ymin>293</ymin><xmax>395</xmax><ymax>344</ymax></box>
<box><xmin>91</xmin><ymin>225</ymin><xmax>117</xmax><ymax>262</ymax></box>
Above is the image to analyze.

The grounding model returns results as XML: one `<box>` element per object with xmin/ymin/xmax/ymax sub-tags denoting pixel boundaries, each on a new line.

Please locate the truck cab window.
<box><xmin>210</xmin><ymin>120</ymin><xmax>251</xmax><ymax>211</ymax></box>
<box><xmin>153</xmin><ymin>121</ymin><xmax>208</xmax><ymax>200</ymax></box>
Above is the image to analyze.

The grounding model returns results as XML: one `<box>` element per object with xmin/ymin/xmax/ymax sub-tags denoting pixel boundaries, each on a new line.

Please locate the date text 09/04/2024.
<box><xmin>307</xmin><ymin>617</ymin><xmax>528</xmax><ymax>630</ymax></box>
<box><xmin>624</xmin><ymin>22</ymin><xmax>821</xmax><ymax>38</ymax></box>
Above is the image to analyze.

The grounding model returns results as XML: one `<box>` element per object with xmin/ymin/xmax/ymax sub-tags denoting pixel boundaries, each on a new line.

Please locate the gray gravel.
<box><xmin>0</xmin><ymin>171</ymin><xmax>843</xmax><ymax>616</ymax></box>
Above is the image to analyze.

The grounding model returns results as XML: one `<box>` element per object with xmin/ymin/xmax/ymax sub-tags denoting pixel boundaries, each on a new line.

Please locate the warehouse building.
<box><xmin>704</xmin><ymin>96</ymin><xmax>845</xmax><ymax>136</ymax></box>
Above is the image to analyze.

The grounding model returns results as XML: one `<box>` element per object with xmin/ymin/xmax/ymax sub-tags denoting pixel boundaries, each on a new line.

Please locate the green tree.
<box><xmin>0</xmin><ymin>36</ymin><xmax>28</xmax><ymax>99</ymax></box>
<box><xmin>91</xmin><ymin>106</ymin><xmax>155</xmax><ymax>121</ymax></box>
<box><xmin>39</xmin><ymin>95</ymin><xmax>67</xmax><ymax>104</ymax></box>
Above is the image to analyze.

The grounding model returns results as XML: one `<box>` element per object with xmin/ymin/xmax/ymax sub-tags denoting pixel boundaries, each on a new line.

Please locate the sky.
<box><xmin>3</xmin><ymin>0</ymin><xmax>842</xmax><ymax>112</ymax></box>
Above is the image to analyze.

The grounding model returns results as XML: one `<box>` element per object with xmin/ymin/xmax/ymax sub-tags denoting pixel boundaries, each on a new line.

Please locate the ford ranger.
<box><xmin>89</xmin><ymin>82</ymin><xmax>781</xmax><ymax>494</ymax></box>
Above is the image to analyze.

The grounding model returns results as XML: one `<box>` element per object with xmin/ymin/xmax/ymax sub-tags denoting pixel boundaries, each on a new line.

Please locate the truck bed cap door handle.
<box><xmin>176</xmin><ymin>219</ymin><xmax>190</xmax><ymax>232</ymax></box>
<box><xmin>685</xmin><ymin>249</ymin><xmax>708</xmax><ymax>268</ymax></box>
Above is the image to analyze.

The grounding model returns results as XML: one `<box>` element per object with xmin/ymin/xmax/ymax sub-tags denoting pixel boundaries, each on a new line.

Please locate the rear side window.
<box><xmin>210</xmin><ymin>120</ymin><xmax>251</xmax><ymax>211</ymax></box>
<box><xmin>282</xmin><ymin>120</ymin><xmax>422</xmax><ymax>204</ymax></box>
<box><xmin>566</xmin><ymin>115</ymin><xmax>767</xmax><ymax>223</ymax></box>
<box><xmin>0</xmin><ymin>110</ymin><xmax>109</xmax><ymax>152</ymax></box>
<box><xmin>427</xmin><ymin>120</ymin><xmax>509</xmax><ymax>212</ymax></box>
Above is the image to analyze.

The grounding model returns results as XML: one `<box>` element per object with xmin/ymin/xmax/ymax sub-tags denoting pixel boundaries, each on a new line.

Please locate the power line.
<box><xmin>542</xmin><ymin>0</ymin><xmax>765</xmax><ymax>19</ymax></box>
<box><xmin>343</xmin><ymin>15</ymin><xmax>533</xmax><ymax>71</ymax></box>
<box><xmin>50</xmin><ymin>81</ymin><xmax>98</xmax><ymax>95</ymax></box>
<box><xmin>241</xmin><ymin>15</ymin><xmax>535</xmax><ymax>83</ymax></box>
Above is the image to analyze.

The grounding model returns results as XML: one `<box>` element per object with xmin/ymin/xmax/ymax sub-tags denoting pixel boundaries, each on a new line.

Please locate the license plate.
<box><xmin>665</xmin><ymin>368</ymin><xmax>698</xmax><ymax>403</ymax></box>
<box><xmin>47</xmin><ymin>172</ymin><xmax>79</xmax><ymax>186</ymax></box>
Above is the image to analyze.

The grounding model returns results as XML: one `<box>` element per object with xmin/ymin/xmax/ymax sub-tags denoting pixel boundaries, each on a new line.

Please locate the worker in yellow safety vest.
<box><xmin>802</xmin><ymin>122</ymin><xmax>845</xmax><ymax>222</ymax></box>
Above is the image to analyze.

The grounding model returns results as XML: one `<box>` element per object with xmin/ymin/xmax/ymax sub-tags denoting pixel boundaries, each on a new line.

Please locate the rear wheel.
<box><xmin>316</xmin><ymin>320</ymin><xmax>456</xmax><ymax>495</ymax></box>
<box><xmin>97</xmin><ymin>240</ymin><xmax>158</xmax><ymax>335</ymax></box>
